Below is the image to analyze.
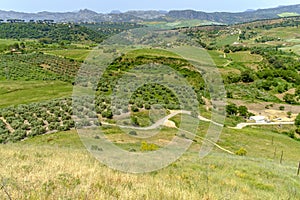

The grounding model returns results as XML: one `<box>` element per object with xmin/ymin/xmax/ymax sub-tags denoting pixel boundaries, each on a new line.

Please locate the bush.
<box><xmin>283</xmin><ymin>94</ymin><xmax>296</xmax><ymax>104</ymax></box>
<box><xmin>295</xmin><ymin>113</ymin><xmax>300</xmax><ymax>126</ymax></box>
<box><xmin>102</xmin><ymin>110</ymin><xmax>113</xmax><ymax>119</ymax></box>
<box><xmin>279</xmin><ymin>106</ymin><xmax>285</xmax><ymax>111</ymax></box>
<box><xmin>81</xmin><ymin>119</ymin><xmax>91</xmax><ymax>127</ymax></box>
<box><xmin>235</xmin><ymin>147</ymin><xmax>247</xmax><ymax>156</ymax></box>
<box><xmin>265</xmin><ymin>105</ymin><xmax>270</xmax><ymax>109</ymax></box>
<box><xmin>224</xmin><ymin>48</ymin><xmax>230</xmax><ymax>53</ymax></box>
<box><xmin>140</xmin><ymin>141</ymin><xmax>158</xmax><ymax>152</ymax></box>
<box><xmin>226</xmin><ymin>91</ymin><xmax>233</xmax><ymax>98</ymax></box>
<box><xmin>287</xmin><ymin>131</ymin><xmax>295</xmax><ymax>139</ymax></box>
<box><xmin>241</xmin><ymin>70</ymin><xmax>255</xmax><ymax>83</ymax></box>
<box><xmin>129</xmin><ymin>130</ymin><xmax>137</xmax><ymax>136</ymax></box>
<box><xmin>131</xmin><ymin>116</ymin><xmax>139</xmax><ymax>126</ymax></box>
<box><xmin>277</xmin><ymin>85</ymin><xmax>288</xmax><ymax>93</ymax></box>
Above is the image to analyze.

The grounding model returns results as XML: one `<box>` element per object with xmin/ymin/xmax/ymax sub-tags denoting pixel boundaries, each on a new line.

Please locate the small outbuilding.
<box><xmin>249</xmin><ymin>116</ymin><xmax>267</xmax><ymax>123</ymax></box>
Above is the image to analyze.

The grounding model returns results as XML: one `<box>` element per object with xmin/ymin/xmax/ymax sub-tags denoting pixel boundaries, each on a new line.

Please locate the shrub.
<box><xmin>102</xmin><ymin>110</ymin><xmax>113</xmax><ymax>119</ymax></box>
<box><xmin>277</xmin><ymin>85</ymin><xmax>288</xmax><ymax>93</ymax></box>
<box><xmin>241</xmin><ymin>70</ymin><xmax>255</xmax><ymax>83</ymax></box>
<box><xmin>283</xmin><ymin>94</ymin><xmax>296</xmax><ymax>104</ymax></box>
<box><xmin>131</xmin><ymin>116</ymin><xmax>139</xmax><ymax>126</ymax></box>
<box><xmin>129</xmin><ymin>130</ymin><xmax>137</xmax><ymax>136</ymax></box>
<box><xmin>235</xmin><ymin>148</ymin><xmax>247</xmax><ymax>156</ymax></box>
<box><xmin>140</xmin><ymin>141</ymin><xmax>158</xmax><ymax>152</ymax></box>
<box><xmin>279</xmin><ymin>106</ymin><xmax>285</xmax><ymax>111</ymax></box>
<box><xmin>81</xmin><ymin>119</ymin><xmax>91</xmax><ymax>127</ymax></box>
<box><xmin>287</xmin><ymin>131</ymin><xmax>295</xmax><ymax>139</ymax></box>
<box><xmin>265</xmin><ymin>105</ymin><xmax>270</xmax><ymax>109</ymax></box>
<box><xmin>224</xmin><ymin>48</ymin><xmax>230</xmax><ymax>53</ymax></box>
<box><xmin>226</xmin><ymin>91</ymin><xmax>233</xmax><ymax>98</ymax></box>
<box><xmin>295</xmin><ymin>113</ymin><xmax>300</xmax><ymax>126</ymax></box>
<box><xmin>91</xmin><ymin>145</ymin><xmax>103</xmax><ymax>151</ymax></box>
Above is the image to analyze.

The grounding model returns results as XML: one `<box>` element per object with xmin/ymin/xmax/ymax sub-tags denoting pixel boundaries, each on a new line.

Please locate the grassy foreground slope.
<box><xmin>0</xmin><ymin>125</ymin><xmax>300</xmax><ymax>199</ymax></box>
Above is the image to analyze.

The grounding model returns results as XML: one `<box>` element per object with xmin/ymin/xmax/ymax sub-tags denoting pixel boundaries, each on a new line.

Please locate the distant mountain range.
<box><xmin>168</xmin><ymin>4</ymin><xmax>300</xmax><ymax>24</ymax></box>
<box><xmin>0</xmin><ymin>4</ymin><xmax>300</xmax><ymax>24</ymax></box>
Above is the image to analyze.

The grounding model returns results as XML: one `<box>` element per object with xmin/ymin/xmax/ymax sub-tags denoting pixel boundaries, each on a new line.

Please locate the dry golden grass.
<box><xmin>0</xmin><ymin>128</ymin><xmax>300</xmax><ymax>199</ymax></box>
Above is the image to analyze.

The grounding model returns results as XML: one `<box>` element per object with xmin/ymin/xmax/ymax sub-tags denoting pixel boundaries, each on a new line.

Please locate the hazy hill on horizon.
<box><xmin>0</xmin><ymin>4</ymin><xmax>300</xmax><ymax>24</ymax></box>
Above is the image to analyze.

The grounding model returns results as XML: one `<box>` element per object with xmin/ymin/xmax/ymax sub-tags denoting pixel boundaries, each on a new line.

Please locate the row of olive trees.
<box><xmin>0</xmin><ymin>98</ymin><xmax>78</xmax><ymax>143</ymax></box>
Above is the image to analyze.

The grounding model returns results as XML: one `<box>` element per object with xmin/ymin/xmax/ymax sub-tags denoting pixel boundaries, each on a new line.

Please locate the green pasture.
<box><xmin>0</xmin><ymin>80</ymin><xmax>72</xmax><ymax>108</ymax></box>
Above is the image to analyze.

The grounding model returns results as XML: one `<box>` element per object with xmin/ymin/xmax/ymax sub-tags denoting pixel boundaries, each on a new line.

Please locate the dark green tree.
<box><xmin>238</xmin><ymin>106</ymin><xmax>248</xmax><ymax>117</ymax></box>
<box><xmin>226</xmin><ymin>103</ymin><xmax>238</xmax><ymax>116</ymax></box>
<box><xmin>241</xmin><ymin>70</ymin><xmax>255</xmax><ymax>83</ymax></box>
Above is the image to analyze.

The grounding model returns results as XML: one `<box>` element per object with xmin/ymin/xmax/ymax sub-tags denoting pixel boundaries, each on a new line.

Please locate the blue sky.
<box><xmin>1</xmin><ymin>0</ymin><xmax>300</xmax><ymax>13</ymax></box>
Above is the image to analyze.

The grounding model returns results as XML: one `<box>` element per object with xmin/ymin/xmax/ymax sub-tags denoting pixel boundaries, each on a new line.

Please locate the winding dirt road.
<box><xmin>102</xmin><ymin>110</ymin><xmax>294</xmax><ymax>130</ymax></box>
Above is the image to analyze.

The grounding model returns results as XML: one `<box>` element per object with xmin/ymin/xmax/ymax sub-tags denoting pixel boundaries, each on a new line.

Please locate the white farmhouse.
<box><xmin>249</xmin><ymin>116</ymin><xmax>267</xmax><ymax>123</ymax></box>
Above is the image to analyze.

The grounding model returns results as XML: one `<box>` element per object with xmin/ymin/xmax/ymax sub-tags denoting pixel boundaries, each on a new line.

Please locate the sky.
<box><xmin>1</xmin><ymin>0</ymin><xmax>300</xmax><ymax>13</ymax></box>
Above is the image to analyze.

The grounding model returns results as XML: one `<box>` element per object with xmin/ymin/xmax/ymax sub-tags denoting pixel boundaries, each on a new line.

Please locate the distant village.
<box><xmin>0</xmin><ymin>19</ymin><xmax>55</xmax><ymax>24</ymax></box>
<box><xmin>0</xmin><ymin>19</ymin><xmax>121</xmax><ymax>25</ymax></box>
